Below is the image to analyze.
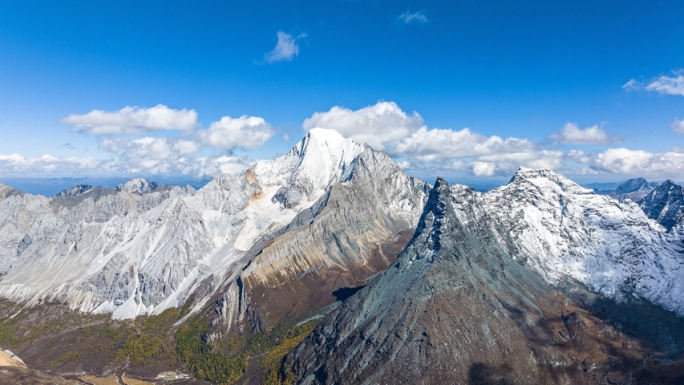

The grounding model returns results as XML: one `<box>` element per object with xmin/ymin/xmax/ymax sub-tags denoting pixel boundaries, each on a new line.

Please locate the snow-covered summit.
<box><xmin>451</xmin><ymin>168</ymin><xmax>684</xmax><ymax>316</ymax></box>
<box><xmin>0</xmin><ymin>128</ymin><xmax>413</xmax><ymax>319</ymax></box>
<box><xmin>250</xmin><ymin>128</ymin><xmax>364</xmax><ymax>208</ymax></box>
<box><xmin>508</xmin><ymin>167</ymin><xmax>594</xmax><ymax>194</ymax></box>
<box><xmin>117</xmin><ymin>178</ymin><xmax>162</xmax><ymax>194</ymax></box>
<box><xmin>640</xmin><ymin>179</ymin><xmax>684</xmax><ymax>231</ymax></box>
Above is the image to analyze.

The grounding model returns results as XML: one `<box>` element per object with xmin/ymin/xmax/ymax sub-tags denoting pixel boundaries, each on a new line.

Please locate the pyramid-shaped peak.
<box><xmin>614</xmin><ymin>177</ymin><xmax>651</xmax><ymax>193</ymax></box>
<box><xmin>433</xmin><ymin>176</ymin><xmax>450</xmax><ymax>190</ymax></box>
<box><xmin>305</xmin><ymin>127</ymin><xmax>347</xmax><ymax>142</ymax></box>
<box><xmin>120</xmin><ymin>178</ymin><xmax>157</xmax><ymax>194</ymax></box>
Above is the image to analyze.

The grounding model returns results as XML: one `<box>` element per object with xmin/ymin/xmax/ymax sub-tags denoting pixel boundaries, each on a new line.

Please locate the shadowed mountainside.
<box><xmin>281</xmin><ymin>178</ymin><xmax>663</xmax><ymax>384</ymax></box>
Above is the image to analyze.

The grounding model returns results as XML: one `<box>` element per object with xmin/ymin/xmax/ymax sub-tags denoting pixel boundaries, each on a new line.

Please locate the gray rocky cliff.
<box><xmin>284</xmin><ymin>178</ymin><xmax>646</xmax><ymax>385</ymax></box>
<box><xmin>639</xmin><ymin>179</ymin><xmax>684</xmax><ymax>231</ymax></box>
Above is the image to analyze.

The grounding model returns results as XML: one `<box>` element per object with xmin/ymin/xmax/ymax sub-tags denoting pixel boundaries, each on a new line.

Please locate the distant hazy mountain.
<box><xmin>0</xmin><ymin>177</ymin><xmax>211</xmax><ymax>197</ymax></box>
<box><xmin>594</xmin><ymin>177</ymin><xmax>660</xmax><ymax>202</ymax></box>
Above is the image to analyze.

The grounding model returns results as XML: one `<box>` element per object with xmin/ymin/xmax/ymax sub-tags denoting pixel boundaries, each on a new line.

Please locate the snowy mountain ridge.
<box><xmin>0</xmin><ymin>129</ymin><xmax>380</xmax><ymax>319</ymax></box>
<box><xmin>1</xmin><ymin>133</ymin><xmax>683</xmax><ymax>323</ymax></box>
<box><xmin>450</xmin><ymin>167</ymin><xmax>684</xmax><ymax>315</ymax></box>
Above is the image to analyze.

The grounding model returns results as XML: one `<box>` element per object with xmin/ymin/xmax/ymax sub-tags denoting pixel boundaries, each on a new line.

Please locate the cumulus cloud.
<box><xmin>194</xmin><ymin>156</ymin><xmax>254</xmax><ymax>179</ymax></box>
<box><xmin>645</xmin><ymin>71</ymin><xmax>684</xmax><ymax>96</ymax></box>
<box><xmin>398</xmin><ymin>11</ymin><xmax>428</xmax><ymax>24</ymax></box>
<box><xmin>592</xmin><ymin>148</ymin><xmax>684</xmax><ymax>176</ymax></box>
<box><xmin>303</xmin><ymin>101</ymin><xmax>568</xmax><ymax>177</ymax></box>
<box><xmin>263</xmin><ymin>31</ymin><xmax>306</xmax><ymax>63</ymax></box>
<box><xmin>61</xmin><ymin>104</ymin><xmax>198</xmax><ymax>134</ymax></box>
<box><xmin>199</xmin><ymin>115</ymin><xmax>274</xmax><ymax>150</ymax></box>
<box><xmin>393</xmin><ymin>127</ymin><xmax>537</xmax><ymax>162</ymax></box>
<box><xmin>623</xmin><ymin>70</ymin><xmax>684</xmax><ymax>96</ymax></box>
<box><xmin>0</xmin><ymin>153</ymin><xmax>100</xmax><ymax>175</ymax></box>
<box><xmin>672</xmin><ymin>118</ymin><xmax>684</xmax><ymax>135</ymax></box>
<box><xmin>548</xmin><ymin>122</ymin><xmax>625</xmax><ymax>145</ymax></box>
<box><xmin>397</xmin><ymin>161</ymin><xmax>410</xmax><ymax>169</ymax></box>
<box><xmin>472</xmin><ymin>161</ymin><xmax>496</xmax><ymax>176</ymax></box>
<box><xmin>97</xmin><ymin>136</ymin><xmax>254</xmax><ymax>177</ymax></box>
<box><xmin>14</xmin><ymin>105</ymin><xmax>276</xmax><ymax>178</ymax></box>
<box><xmin>303</xmin><ymin>101</ymin><xmax>424</xmax><ymax>150</ymax></box>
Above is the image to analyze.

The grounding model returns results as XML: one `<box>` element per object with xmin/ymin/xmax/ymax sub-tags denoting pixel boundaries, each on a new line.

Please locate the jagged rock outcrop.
<box><xmin>639</xmin><ymin>180</ymin><xmax>684</xmax><ymax>231</ymax></box>
<box><xmin>285</xmin><ymin>178</ymin><xmax>646</xmax><ymax>384</ymax></box>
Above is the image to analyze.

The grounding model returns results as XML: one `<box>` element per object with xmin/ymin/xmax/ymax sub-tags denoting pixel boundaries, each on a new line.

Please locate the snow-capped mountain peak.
<box><xmin>0</xmin><ymin>129</ymin><xmax>416</xmax><ymax>319</ymax></box>
<box><xmin>451</xmin><ymin>167</ymin><xmax>684</xmax><ymax>316</ymax></box>
<box><xmin>639</xmin><ymin>179</ymin><xmax>684</xmax><ymax>231</ymax></box>
<box><xmin>249</xmin><ymin>128</ymin><xmax>363</xmax><ymax>208</ymax></box>
<box><xmin>118</xmin><ymin>178</ymin><xmax>161</xmax><ymax>194</ymax></box>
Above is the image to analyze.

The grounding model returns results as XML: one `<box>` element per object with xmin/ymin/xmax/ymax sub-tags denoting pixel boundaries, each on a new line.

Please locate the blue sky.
<box><xmin>1</xmin><ymin>0</ymin><xmax>684</xmax><ymax>190</ymax></box>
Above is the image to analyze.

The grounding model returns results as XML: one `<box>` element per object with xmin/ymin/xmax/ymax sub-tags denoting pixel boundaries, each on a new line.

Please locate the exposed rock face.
<box><xmin>0</xmin><ymin>184</ymin><xmax>24</xmax><ymax>201</ymax></box>
<box><xmin>0</xmin><ymin>128</ymin><xmax>428</xmax><ymax>321</ymax></box>
<box><xmin>639</xmin><ymin>180</ymin><xmax>684</xmax><ymax>231</ymax></box>
<box><xmin>286</xmin><ymin>178</ymin><xmax>645</xmax><ymax>384</ymax></box>
<box><xmin>449</xmin><ymin>168</ymin><xmax>684</xmax><ymax>316</ymax></box>
<box><xmin>601</xmin><ymin>177</ymin><xmax>659</xmax><ymax>202</ymax></box>
<box><xmin>236</xmin><ymin>146</ymin><xmax>429</xmax><ymax>332</ymax></box>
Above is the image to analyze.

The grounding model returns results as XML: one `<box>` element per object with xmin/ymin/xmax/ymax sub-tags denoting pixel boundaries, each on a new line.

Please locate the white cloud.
<box><xmin>549</xmin><ymin>122</ymin><xmax>624</xmax><ymax>145</ymax></box>
<box><xmin>61</xmin><ymin>104</ymin><xmax>198</xmax><ymax>134</ymax></box>
<box><xmin>194</xmin><ymin>156</ymin><xmax>254</xmax><ymax>179</ymax></box>
<box><xmin>97</xmin><ymin>136</ymin><xmax>254</xmax><ymax>177</ymax></box>
<box><xmin>18</xmin><ymin>108</ymin><xmax>275</xmax><ymax>178</ymax></box>
<box><xmin>303</xmin><ymin>101</ymin><xmax>565</xmax><ymax>177</ymax></box>
<box><xmin>264</xmin><ymin>31</ymin><xmax>306</xmax><ymax>63</ymax></box>
<box><xmin>199</xmin><ymin>115</ymin><xmax>274</xmax><ymax>150</ymax></box>
<box><xmin>397</xmin><ymin>161</ymin><xmax>410</xmax><ymax>169</ymax></box>
<box><xmin>622</xmin><ymin>79</ymin><xmax>640</xmax><ymax>91</ymax></box>
<box><xmin>393</xmin><ymin>127</ymin><xmax>537</xmax><ymax>162</ymax></box>
<box><xmin>303</xmin><ymin>101</ymin><xmax>424</xmax><ymax>150</ymax></box>
<box><xmin>449</xmin><ymin>150</ymin><xmax>564</xmax><ymax>177</ymax></box>
<box><xmin>173</xmin><ymin>139</ymin><xmax>202</xmax><ymax>155</ymax></box>
<box><xmin>99</xmin><ymin>137</ymin><xmax>176</xmax><ymax>174</ymax></box>
<box><xmin>472</xmin><ymin>161</ymin><xmax>495</xmax><ymax>176</ymax></box>
<box><xmin>623</xmin><ymin>70</ymin><xmax>684</xmax><ymax>96</ymax></box>
<box><xmin>0</xmin><ymin>153</ymin><xmax>100</xmax><ymax>175</ymax></box>
<box><xmin>398</xmin><ymin>11</ymin><xmax>428</xmax><ymax>24</ymax></box>
<box><xmin>592</xmin><ymin>148</ymin><xmax>684</xmax><ymax>176</ymax></box>
<box><xmin>672</xmin><ymin>117</ymin><xmax>684</xmax><ymax>135</ymax></box>
<box><xmin>645</xmin><ymin>71</ymin><xmax>684</xmax><ymax>96</ymax></box>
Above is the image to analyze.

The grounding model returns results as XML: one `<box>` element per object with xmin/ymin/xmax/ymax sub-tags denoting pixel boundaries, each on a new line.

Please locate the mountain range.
<box><xmin>1</xmin><ymin>128</ymin><xmax>683</xmax><ymax>384</ymax></box>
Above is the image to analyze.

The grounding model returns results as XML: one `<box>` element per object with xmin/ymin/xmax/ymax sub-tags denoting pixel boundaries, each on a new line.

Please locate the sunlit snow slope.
<box><xmin>450</xmin><ymin>168</ymin><xmax>684</xmax><ymax>315</ymax></box>
<box><xmin>0</xmin><ymin>128</ymin><xmax>371</xmax><ymax>319</ymax></box>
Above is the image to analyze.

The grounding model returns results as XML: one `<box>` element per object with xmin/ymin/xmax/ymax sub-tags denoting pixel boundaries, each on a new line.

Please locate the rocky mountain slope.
<box><xmin>231</xmin><ymin>145</ymin><xmax>429</xmax><ymax>334</ymax></box>
<box><xmin>0</xmin><ymin>128</ymin><xmax>428</xmax><ymax>322</ymax></box>
<box><xmin>3</xmin><ymin>130</ymin><xmax>684</xmax><ymax>383</ymax></box>
<box><xmin>639</xmin><ymin>180</ymin><xmax>684</xmax><ymax>231</ymax></box>
<box><xmin>283</xmin><ymin>178</ymin><xmax>648</xmax><ymax>384</ymax></box>
<box><xmin>449</xmin><ymin>168</ymin><xmax>684</xmax><ymax>317</ymax></box>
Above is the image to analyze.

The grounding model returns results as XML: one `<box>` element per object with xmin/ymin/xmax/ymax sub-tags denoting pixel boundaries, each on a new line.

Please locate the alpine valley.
<box><xmin>0</xmin><ymin>129</ymin><xmax>683</xmax><ymax>384</ymax></box>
